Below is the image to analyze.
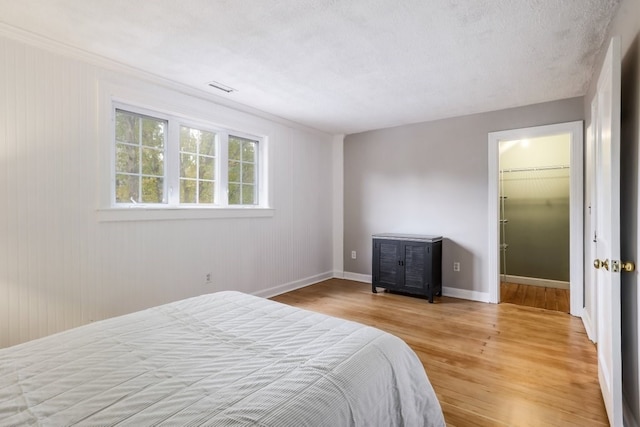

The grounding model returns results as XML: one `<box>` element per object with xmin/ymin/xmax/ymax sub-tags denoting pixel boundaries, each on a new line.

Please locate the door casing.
<box><xmin>487</xmin><ymin>121</ymin><xmax>584</xmax><ymax>316</ymax></box>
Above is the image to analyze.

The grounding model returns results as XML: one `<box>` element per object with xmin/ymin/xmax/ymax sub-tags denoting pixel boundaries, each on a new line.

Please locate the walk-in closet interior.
<box><xmin>499</xmin><ymin>134</ymin><xmax>571</xmax><ymax>311</ymax></box>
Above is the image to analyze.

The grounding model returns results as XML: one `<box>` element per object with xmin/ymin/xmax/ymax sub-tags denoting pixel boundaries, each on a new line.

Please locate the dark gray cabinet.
<box><xmin>372</xmin><ymin>234</ymin><xmax>442</xmax><ymax>303</ymax></box>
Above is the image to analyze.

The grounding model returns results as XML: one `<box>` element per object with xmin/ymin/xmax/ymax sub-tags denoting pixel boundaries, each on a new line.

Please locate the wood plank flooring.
<box><xmin>271</xmin><ymin>279</ymin><xmax>607</xmax><ymax>427</ymax></box>
<box><xmin>500</xmin><ymin>282</ymin><xmax>570</xmax><ymax>313</ymax></box>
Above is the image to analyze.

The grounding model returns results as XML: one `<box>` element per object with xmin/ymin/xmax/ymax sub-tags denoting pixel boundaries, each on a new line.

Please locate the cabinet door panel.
<box><xmin>404</xmin><ymin>243</ymin><xmax>427</xmax><ymax>289</ymax></box>
<box><xmin>378</xmin><ymin>241</ymin><xmax>399</xmax><ymax>286</ymax></box>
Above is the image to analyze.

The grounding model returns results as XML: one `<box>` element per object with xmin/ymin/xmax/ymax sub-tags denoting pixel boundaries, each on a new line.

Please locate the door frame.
<box><xmin>584</xmin><ymin>122</ymin><xmax>598</xmax><ymax>341</ymax></box>
<box><xmin>487</xmin><ymin>121</ymin><xmax>584</xmax><ymax>316</ymax></box>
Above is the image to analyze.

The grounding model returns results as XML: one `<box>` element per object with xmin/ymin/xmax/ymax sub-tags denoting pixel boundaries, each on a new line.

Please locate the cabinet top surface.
<box><xmin>372</xmin><ymin>233</ymin><xmax>442</xmax><ymax>242</ymax></box>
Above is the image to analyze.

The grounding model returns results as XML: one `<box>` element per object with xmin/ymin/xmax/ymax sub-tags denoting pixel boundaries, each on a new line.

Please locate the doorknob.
<box><xmin>594</xmin><ymin>259</ymin><xmax>609</xmax><ymax>270</ymax></box>
<box><xmin>612</xmin><ymin>260</ymin><xmax>635</xmax><ymax>272</ymax></box>
<box><xmin>594</xmin><ymin>259</ymin><xmax>634</xmax><ymax>272</ymax></box>
<box><xmin>621</xmin><ymin>261</ymin><xmax>635</xmax><ymax>272</ymax></box>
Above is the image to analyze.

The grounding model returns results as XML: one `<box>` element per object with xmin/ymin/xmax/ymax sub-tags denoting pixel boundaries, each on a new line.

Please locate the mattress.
<box><xmin>0</xmin><ymin>291</ymin><xmax>444</xmax><ymax>426</ymax></box>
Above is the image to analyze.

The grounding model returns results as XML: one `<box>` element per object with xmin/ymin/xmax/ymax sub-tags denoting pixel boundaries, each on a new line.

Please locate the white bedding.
<box><xmin>0</xmin><ymin>291</ymin><xmax>444</xmax><ymax>426</ymax></box>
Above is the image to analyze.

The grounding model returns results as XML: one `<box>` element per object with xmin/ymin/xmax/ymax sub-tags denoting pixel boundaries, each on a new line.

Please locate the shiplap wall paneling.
<box><xmin>0</xmin><ymin>34</ymin><xmax>335</xmax><ymax>348</ymax></box>
<box><xmin>1</xmin><ymin>39</ymin><xmax>95</xmax><ymax>346</ymax></box>
<box><xmin>0</xmin><ymin>37</ymin><xmax>12</xmax><ymax>348</ymax></box>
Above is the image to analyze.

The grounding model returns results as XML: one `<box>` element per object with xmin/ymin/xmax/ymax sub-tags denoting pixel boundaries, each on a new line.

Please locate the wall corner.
<box><xmin>332</xmin><ymin>134</ymin><xmax>345</xmax><ymax>274</ymax></box>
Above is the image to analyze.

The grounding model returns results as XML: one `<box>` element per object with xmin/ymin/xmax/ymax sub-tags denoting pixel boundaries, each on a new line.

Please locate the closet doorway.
<box><xmin>498</xmin><ymin>134</ymin><xmax>571</xmax><ymax>312</ymax></box>
<box><xmin>488</xmin><ymin>121</ymin><xmax>583</xmax><ymax>316</ymax></box>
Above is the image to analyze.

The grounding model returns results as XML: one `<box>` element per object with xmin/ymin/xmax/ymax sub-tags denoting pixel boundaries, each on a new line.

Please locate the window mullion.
<box><xmin>138</xmin><ymin>122</ymin><xmax>143</xmax><ymax>203</ymax></box>
<box><xmin>167</xmin><ymin>119</ymin><xmax>180</xmax><ymax>206</ymax></box>
<box><xmin>196</xmin><ymin>137</ymin><xmax>200</xmax><ymax>204</ymax></box>
<box><xmin>218</xmin><ymin>132</ymin><xmax>229</xmax><ymax>206</ymax></box>
<box><xmin>254</xmin><ymin>142</ymin><xmax>259</xmax><ymax>205</ymax></box>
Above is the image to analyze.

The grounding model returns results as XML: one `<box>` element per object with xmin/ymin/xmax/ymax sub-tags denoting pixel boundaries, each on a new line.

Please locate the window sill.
<box><xmin>96</xmin><ymin>206</ymin><xmax>275</xmax><ymax>222</ymax></box>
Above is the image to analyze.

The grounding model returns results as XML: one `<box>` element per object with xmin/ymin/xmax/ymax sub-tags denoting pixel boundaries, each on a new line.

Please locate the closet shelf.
<box><xmin>500</xmin><ymin>164</ymin><xmax>569</xmax><ymax>173</ymax></box>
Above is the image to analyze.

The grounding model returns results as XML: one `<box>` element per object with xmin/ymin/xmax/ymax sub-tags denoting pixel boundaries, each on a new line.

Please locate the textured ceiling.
<box><xmin>0</xmin><ymin>0</ymin><xmax>621</xmax><ymax>134</ymax></box>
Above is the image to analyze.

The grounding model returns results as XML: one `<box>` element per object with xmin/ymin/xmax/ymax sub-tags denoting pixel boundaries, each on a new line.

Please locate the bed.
<box><xmin>0</xmin><ymin>291</ymin><xmax>444</xmax><ymax>426</ymax></box>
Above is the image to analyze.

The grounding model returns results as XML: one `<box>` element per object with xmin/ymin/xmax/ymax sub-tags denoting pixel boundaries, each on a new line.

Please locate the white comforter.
<box><xmin>0</xmin><ymin>291</ymin><xmax>444</xmax><ymax>426</ymax></box>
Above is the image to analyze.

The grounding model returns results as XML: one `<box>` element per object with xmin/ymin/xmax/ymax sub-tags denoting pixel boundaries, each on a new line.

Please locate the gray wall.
<box><xmin>584</xmin><ymin>0</ymin><xmax>640</xmax><ymax>422</ymax></box>
<box><xmin>343</xmin><ymin>97</ymin><xmax>584</xmax><ymax>295</ymax></box>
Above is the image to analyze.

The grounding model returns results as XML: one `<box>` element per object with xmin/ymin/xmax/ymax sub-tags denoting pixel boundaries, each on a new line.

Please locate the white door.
<box><xmin>592</xmin><ymin>37</ymin><xmax>622</xmax><ymax>427</ymax></box>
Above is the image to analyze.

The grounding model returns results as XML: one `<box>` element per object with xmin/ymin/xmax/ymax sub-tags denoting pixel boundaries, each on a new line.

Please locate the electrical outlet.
<box><xmin>351</xmin><ymin>250</ymin><xmax>357</xmax><ymax>259</ymax></box>
<box><xmin>453</xmin><ymin>262</ymin><xmax>460</xmax><ymax>272</ymax></box>
<box><xmin>205</xmin><ymin>273</ymin><xmax>212</xmax><ymax>284</ymax></box>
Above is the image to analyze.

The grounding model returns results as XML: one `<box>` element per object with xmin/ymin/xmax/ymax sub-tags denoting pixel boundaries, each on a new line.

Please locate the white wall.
<box><xmin>0</xmin><ymin>33</ymin><xmax>335</xmax><ymax>348</ymax></box>
<box><xmin>332</xmin><ymin>134</ymin><xmax>345</xmax><ymax>277</ymax></box>
<box><xmin>500</xmin><ymin>134</ymin><xmax>571</xmax><ymax>171</ymax></box>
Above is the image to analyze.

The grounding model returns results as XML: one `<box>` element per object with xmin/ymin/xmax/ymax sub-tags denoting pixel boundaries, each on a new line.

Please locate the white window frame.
<box><xmin>176</xmin><ymin>123</ymin><xmax>218</xmax><ymax>205</ymax></box>
<box><xmin>113</xmin><ymin>105</ymin><xmax>171</xmax><ymax>206</ymax></box>
<box><xmin>173</xmin><ymin>119</ymin><xmax>222</xmax><ymax>206</ymax></box>
<box><xmin>97</xmin><ymin>81</ymin><xmax>272</xmax><ymax>222</ymax></box>
<box><xmin>226</xmin><ymin>132</ymin><xmax>260</xmax><ymax>206</ymax></box>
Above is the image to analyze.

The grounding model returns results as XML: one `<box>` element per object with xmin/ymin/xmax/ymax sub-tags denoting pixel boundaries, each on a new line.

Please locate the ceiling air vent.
<box><xmin>207</xmin><ymin>81</ymin><xmax>236</xmax><ymax>93</ymax></box>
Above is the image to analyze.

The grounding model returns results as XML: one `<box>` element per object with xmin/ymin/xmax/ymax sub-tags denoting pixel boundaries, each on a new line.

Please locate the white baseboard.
<box><xmin>581</xmin><ymin>308</ymin><xmax>597</xmax><ymax>343</ymax></box>
<box><xmin>342</xmin><ymin>272</ymin><xmax>372</xmax><ymax>283</ymax></box>
<box><xmin>624</xmin><ymin>394</ymin><xmax>639</xmax><ymax>427</ymax></box>
<box><xmin>502</xmin><ymin>274</ymin><xmax>570</xmax><ymax>290</ymax></box>
<box><xmin>339</xmin><ymin>271</ymin><xmax>490</xmax><ymax>303</ymax></box>
<box><xmin>254</xmin><ymin>271</ymin><xmax>334</xmax><ymax>299</ymax></box>
<box><xmin>442</xmin><ymin>287</ymin><xmax>491</xmax><ymax>303</ymax></box>
<box><xmin>332</xmin><ymin>270</ymin><xmax>345</xmax><ymax>279</ymax></box>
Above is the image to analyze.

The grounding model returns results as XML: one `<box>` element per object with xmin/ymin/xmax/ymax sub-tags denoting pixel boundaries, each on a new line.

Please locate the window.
<box><xmin>113</xmin><ymin>105</ymin><xmax>264</xmax><ymax>208</ymax></box>
<box><xmin>115</xmin><ymin>110</ymin><xmax>167</xmax><ymax>203</ymax></box>
<box><xmin>228</xmin><ymin>136</ymin><xmax>258</xmax><ymax>205</ymax></box>
<box><xmin>180</xmin><ymin>126</ymin><xmax>216</xmax><ymax>204</ymax></box>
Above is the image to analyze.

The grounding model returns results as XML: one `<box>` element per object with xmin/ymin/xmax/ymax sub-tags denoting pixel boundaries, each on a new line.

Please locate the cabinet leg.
<box><xmin>372</xmin><ymin>285</ymin><xmax>378</xmax><ymax>293</ymax></box>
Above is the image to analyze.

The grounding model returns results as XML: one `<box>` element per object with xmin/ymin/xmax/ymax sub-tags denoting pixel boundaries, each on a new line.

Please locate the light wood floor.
<box><xmin>271</xmin><ymin>279</ymin><xmax>607</xmax><ymax>427</ymax></box>
<box><xmin>501</xmin><ymin>282</ymin><xmax>570</xmax><ymax>313</ymax></box>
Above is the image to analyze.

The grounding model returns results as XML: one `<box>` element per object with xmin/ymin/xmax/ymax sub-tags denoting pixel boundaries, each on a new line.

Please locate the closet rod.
<box><xmin>500</xmin><ymin>164</ymin><xmax>570</xmax><ymax>173</ymax></box>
